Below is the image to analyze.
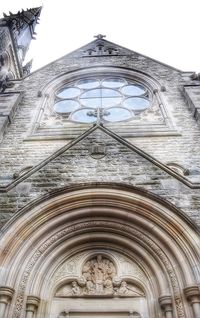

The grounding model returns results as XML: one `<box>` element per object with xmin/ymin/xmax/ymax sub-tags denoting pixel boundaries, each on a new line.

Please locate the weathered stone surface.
<box><xmin>0</xmin><ymin>56</ymin><xmax>199</xmax><ymax>222</ymax></box>
<box><xmin>0</xmin><ymin>23</ymin><xmax>200</xmax><ymax>318</ymax></box>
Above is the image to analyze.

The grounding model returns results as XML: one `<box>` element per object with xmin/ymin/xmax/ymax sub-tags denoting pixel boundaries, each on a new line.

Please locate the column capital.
<box><xmin>159</xmin><ymin>295</ymin><xmax>173</xmax><ymax>312</ymax></box>
<box><xmin>26</xmin><ymin>295</ymin><xmax>40</xmax><ymax>313</ymax></box>
<box><xmin>0</xmin><ymin>286</ymin><xmax>15</xmax><ymax>304</ymax></box>
<box><xmin>184</xmin><ymin>285</ymin><xmax>200</xmax><ymax>304</ymax></box>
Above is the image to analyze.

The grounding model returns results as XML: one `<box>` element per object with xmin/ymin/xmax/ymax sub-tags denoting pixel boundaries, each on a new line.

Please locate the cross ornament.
<box><xmin>94</xmin><ymin>34</ymin><xmax>106</xmax><ymax>39</ymax></box>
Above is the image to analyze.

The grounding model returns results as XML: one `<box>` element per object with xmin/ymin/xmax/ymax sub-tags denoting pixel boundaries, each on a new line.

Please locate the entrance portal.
<box><xmin>1</xmin><ymin>185</ymin><xmax>200</xmax><ymax>318</ymax></box>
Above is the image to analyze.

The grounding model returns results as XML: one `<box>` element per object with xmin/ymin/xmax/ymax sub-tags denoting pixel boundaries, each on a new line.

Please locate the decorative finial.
<box><xmin>94</xmin><ymin>34</ymin><xmax>106</xmax><ymax>39</ymax></box>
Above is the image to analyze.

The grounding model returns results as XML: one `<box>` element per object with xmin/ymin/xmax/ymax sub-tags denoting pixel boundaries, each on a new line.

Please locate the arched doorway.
<box><xmin>0</xmin><ymin>184</ymin><xmax>200</xmax><ymax>318</ymax></box>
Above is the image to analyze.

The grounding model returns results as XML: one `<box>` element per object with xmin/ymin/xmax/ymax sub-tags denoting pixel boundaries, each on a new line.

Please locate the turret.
<box><xmin>0</xmin><ymin>7</ymin><xmax>41</xmax><ymax>88</ymax></box>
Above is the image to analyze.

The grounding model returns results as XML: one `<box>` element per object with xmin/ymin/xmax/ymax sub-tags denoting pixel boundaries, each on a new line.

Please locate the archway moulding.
<box><xmin>0</xmin><ymin>183</ymin><xmax>200</xmax><ymax>318</ymax></box>
<box><xmin>1</xmin><ymin>183</ymin><xmax>200</xmax><ymax>278</ymax></box>
<box><xmin>1</xmin><ymin>182</ymin><xmax>199</xmax><ymax>235</ymax></box>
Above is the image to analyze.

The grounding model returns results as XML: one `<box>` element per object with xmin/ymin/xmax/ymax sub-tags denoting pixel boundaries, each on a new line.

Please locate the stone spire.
<box><xmin>1</xmin><ymin>7</ymin><xmax>41</xmax><ymax>37</ymax></box>
<box><xmin>0</xmin><ymin>7</ymin><xmax>42</xmax><ymax>78</ymax></box>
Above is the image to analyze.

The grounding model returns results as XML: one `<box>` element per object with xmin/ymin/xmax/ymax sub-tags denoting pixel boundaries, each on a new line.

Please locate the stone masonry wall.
<box><xmin>0</xmin><ymin>45</ymin><xmax>200</xmax><ymax>228</ymax></box>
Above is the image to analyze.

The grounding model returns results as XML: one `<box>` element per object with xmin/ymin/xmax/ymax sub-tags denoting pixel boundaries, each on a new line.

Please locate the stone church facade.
<box><xmin>0</xmin><ymin>6</ymin><xmax>200</xmax><ymax>318</ymax></box>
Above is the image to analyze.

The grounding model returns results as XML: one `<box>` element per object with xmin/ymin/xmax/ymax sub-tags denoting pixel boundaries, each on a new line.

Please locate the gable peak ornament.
<box><xmin>94</xmin><ymin>34</ymin><xmax>106</xmax><ymax>39</ymax></box>
<box><xmin>84</xmin><ymin>35</ymin><xmax>119</xmax><ymax>56</ymax></box>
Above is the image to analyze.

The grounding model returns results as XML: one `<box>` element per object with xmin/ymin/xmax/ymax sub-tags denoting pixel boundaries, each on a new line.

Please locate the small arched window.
<box><xmin>53</xmin><ymin>76</ymin><xmax>151</xmax><ymax>124</ymax></box>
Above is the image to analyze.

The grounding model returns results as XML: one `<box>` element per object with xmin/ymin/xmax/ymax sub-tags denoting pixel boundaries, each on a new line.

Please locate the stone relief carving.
<box><xmin>53</xmin><ymin>250</ymin><xmax>145</xmax><ymax>284</ymax></box>
<box><xmin>55</xmin><ymin>260</ymin><xmax>77</xmax><ymax>278</ymax></box>
<box><xmin>55</xmin><ymin>254</ymin><xmax>145</xmax><ymax>297</ymax></box>
<box><xmin>82</xmin><ymin>255</ymin><xmax>116</xmax><ymax>294</ymax></box>
<box><xmin>118</xmin><ymin>258</ymin><xmax>145</xmax><ymax>280</ymax></box>
<box><xmin>56</xmin><ymin>279</ymin><xmax>144</xmax><ymax>297</ymax></box>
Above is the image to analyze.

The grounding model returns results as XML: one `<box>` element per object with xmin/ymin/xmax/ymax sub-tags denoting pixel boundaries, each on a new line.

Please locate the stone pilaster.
<box><xmin>184</xmin><ymin>285</ymin><xmax>200</xmax><ymax>318</ymax></box>
<box><xmin>25</xmin><ymin>295</ymin><xmax>40</xmax><ymax>318</ymax></box>
<box><xmin>0</xmin><ymin>286</ymin><xmax>14</xmax><ymax>317</ymax></box>
<box><xmin>159</xmin><ymin>295</ymin><xmax>173</xmax><ymax>318</ymax></box>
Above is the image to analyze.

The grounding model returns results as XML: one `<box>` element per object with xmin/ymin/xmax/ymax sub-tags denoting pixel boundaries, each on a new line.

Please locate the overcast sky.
<box><xmin>0</xmin><ymin>0</ymin><xmax>200</xmax><ymax>72</ymax></box>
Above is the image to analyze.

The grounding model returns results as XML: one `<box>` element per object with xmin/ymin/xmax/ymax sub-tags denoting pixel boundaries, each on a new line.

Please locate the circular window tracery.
<box><xmin>54</xmin><ymin>77</ymin><xmax>151</xmax><ymax>123</ymax></box>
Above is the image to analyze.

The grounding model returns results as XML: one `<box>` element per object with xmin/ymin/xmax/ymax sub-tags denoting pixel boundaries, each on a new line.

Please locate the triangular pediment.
<box><xmin>0</xmin><ymin>124</ymin><xmax>199</xmax><ymax>193</ymax></box>
<box><xmin>29</xmin><ymin>36</ymin><xmax>182</xmax><ymax>76</ymax></box>
<box><xmin>66</xmin><ymin>36</ymin><xmax>135</xmax><ymax>58</ymax></box>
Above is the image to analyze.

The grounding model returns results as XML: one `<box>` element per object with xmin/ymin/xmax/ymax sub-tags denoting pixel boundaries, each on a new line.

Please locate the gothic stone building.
<box><xmin>0</xmin><ymin>7</ymin><xmax>200</xmax><ymax>318</ymax></box>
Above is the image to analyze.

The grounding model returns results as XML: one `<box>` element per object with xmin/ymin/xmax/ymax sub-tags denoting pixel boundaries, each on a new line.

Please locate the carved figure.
<box><xmin>84</xmin><ymin>280</ymin><xmax>95</xmax><ymax>295</ymax></box>
<box><xmin>82</xmin><ymin>260</ymin><xmax>92</xmax><ymax>281</ymax></box>
<box><xmin>83</xmin><ymin>255</ymin><xmax>116</xmax><ymax>294</ymax></box>
<box><xmin>0</xmin><ymin>66</ymin><xmax>14</xmax><ymax>92</ymax></box>
<box><xmin>118</xmin><ymin>281</ymin><xmax>129</xmax><ymax>295</ymax></box>
<box><xmin>23</xmin><ymin>59</ymin><xmax>32</xmax><ymax>76</ymax></box>
<box><xmin>55</xmin><ymin>255</ymin><xmax>144</xmax><ymax>298</ymax></box>
<box><xmin>71</xmin><ymin>281</ymin><xmax>80</xmax><ymax>295</ymax></box>
<box><xmin>104</xmin><ymin>279</ymin><xmax>113</xmax><ymax>295</ymax></box>
<box><xmin>117</xmin><ymin>281</ymin><xmax>145</xmax><ymax>297</ymax></box>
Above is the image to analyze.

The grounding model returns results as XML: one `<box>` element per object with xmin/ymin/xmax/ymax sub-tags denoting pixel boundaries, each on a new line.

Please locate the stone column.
<box><xmin>159</xmin><ymin>295</ymin><xmax>173</xmax><ymax>318</ymax></box>
<box><xmin>25</xmin><ymin>295</ymin><xmax>40</xmax><ymax>318</ymax></box>
<box><xmin>0</xmin><ymin>286</ymin><xmax>14</xmax><ymax>317</ymax></box>
<box><xmin>184</xmin><ymin>285</ymin><xmax>200</xmax><ymax>318</ymax></box>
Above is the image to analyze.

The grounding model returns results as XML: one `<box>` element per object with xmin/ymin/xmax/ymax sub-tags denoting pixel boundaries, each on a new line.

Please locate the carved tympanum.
<box><xmin>55</xmin><ymin>254</ymin><xmax>145</xmax><ymax>297</ymax></box>
<box><xmin>82</xmin><ymin>254</ymin><xmax>116</xmax><ymax>295</ymax></box>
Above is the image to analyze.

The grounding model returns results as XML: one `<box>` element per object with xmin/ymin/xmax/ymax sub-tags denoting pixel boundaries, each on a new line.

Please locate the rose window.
<box><xmin>54</xmin><ymin>77</ymin><xmax>151</xmax><ymax>123</ymax></box>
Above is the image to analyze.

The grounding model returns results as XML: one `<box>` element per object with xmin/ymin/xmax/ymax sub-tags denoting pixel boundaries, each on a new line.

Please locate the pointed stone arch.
<box><xmin>0</xmin><ymin>183</ymin><xmax>200</xmax><ymax>318</ymax></box>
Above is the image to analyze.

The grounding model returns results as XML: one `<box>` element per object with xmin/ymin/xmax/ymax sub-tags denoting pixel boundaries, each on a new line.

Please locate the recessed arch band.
<box><xmin>0</xmin><ymin>184</ymin><xmax>200</xmax><ymax>318</ymax></box>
